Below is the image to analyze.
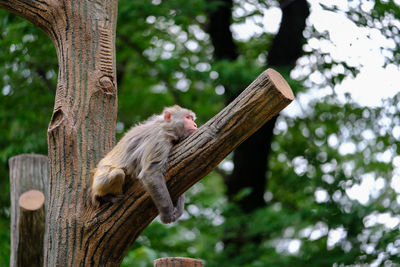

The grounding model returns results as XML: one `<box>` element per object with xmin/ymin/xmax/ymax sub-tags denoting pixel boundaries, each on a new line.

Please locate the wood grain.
<box><xmin>154</xmin><ymin>257</ymin><xmax>204</xmax><ymax>267</ymax></box>
<box><xmin>17</xmin><ymin>190</ymin><xmax>45</xmax><ymax>267</ymax></box>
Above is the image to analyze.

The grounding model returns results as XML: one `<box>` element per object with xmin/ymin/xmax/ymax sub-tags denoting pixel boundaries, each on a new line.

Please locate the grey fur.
<box><xmin>90</xmin><ymin>105</ymin><xmax>196</xmax><ymax>223</ymax></box>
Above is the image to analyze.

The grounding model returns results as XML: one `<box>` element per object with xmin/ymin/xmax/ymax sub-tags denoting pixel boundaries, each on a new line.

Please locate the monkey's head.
<box><xmin>162</xmin><ymin>105</ymin><xmax>197</xmax><ymax>142</ymax></box>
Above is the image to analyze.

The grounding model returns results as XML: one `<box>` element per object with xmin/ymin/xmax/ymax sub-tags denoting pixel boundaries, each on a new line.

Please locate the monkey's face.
<box><xmin>163</xmin><ymin>106</ymin><xmax>197</xmax><ymax>141</ymax></box>
<box><xmin>183</xmin><ymin>113</ymin><xmax>197</xmax><ymax>135</ymax></box>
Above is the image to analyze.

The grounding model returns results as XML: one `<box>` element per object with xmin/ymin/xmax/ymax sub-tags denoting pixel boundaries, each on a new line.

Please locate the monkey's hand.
<box><xmin>140</xmin><ymin>167</ymin><xmax>186</xmax><ymax>224</ymax></box>
<box><xmin>160</xmin><ymin>194</ymin><xmax>185</xmax><ymax>224</ymax></box>
<box><xmin>159</xmin><ymin>207</ymin><xmax>175</xmax><ymax>224</ymax></box>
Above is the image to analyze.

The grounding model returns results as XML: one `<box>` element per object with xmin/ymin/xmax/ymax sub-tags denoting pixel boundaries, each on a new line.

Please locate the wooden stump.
<box><xmin>9</xmin><ymin>154</ymin><xmax>48</xmax><ymax>267</ymax></box>
<box><xmin>17</xmin><ymin>190</ymin><xmax>45</xmax><ymax>267</ymax></box>
<box><xmin>154</xmin><ymin>257</ymin><xmax>204</xmax><ymax>267</ymax></box>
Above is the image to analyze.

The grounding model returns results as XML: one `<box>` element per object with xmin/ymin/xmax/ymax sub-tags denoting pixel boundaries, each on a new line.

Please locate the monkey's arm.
<box><xmin>140</xmin><ymin>169</ymin><xmax>185</xmax><ymax>224</ymax></box>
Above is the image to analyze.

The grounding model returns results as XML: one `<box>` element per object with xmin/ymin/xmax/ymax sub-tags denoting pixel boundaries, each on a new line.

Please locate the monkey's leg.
<box><xmin>103</xmin><ymin>168</ymin><xmax>126</xmax><ymax>203</ymax></box>
<box><xmin>91</xmin><ymin>167</ymin><xmax>125</xmax><ymax>206</ymax></box>
<box><xmin>141</xmin><ymin>174</ymin><xmax>181</xmax><ymax>224</ymax></box>
<box><xmin>107</xmin><ymin>168</ymin><xmax>126</xmax><ymax>195</ymax></box>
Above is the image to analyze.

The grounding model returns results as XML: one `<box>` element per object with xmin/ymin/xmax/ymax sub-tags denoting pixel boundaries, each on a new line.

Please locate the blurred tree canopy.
<box><xmin>1</xmin><ymin>0</ymin><xmax>400</xmax><ymax>266</ymax></box>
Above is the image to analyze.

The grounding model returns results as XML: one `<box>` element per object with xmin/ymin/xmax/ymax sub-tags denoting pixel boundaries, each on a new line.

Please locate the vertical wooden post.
<box><xmin>9</xmin><ymin>154</ymin><xmax>48</xmax><ymax>267</ymax></box>
<box><xmin>154</xmin><ymin>257</ymin><xmax>204</xmax><ymax>267</ymax></box>
<box><xmin>17</xmin><ymin>190</ymin><xmax>45</xmax><ymax>267</ymax></box>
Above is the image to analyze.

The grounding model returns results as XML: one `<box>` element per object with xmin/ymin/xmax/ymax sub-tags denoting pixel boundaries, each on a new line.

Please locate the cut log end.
<box><xmin>9</xmin><ymin>153</ymin><xmax>48</xmax><ymax>165</ymax></box>
<box><xmin>267</xmin><ymin>68</ymin><xmax>294</xmax><ymax>101</ymax></box>
<box><xmin>19</xmin><ymin>190</ymin><xmax>45</xmax><ymax>211</ymax></box>
<box><xmin>154</xmin><ymin>257</ymin><xmax>204</xmax><ymax>267</ymax></box>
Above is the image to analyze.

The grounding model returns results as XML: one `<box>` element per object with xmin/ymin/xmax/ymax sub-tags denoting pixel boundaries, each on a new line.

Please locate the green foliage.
<box><xmin>0</xmin><ymin>210</ymin><xmax>10</xmax><ymax>265</ymax></box>
<box><xmin>266</xmin><ymin>95</ymin><xmax>400</xmax><ymax>265</ymax></box>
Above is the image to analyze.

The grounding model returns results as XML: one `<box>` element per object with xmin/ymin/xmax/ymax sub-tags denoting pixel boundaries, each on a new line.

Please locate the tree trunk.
<box><xmin>268</xmin><ymin>0</ymin><xmax>310</xmax><ymax>67</ymax></box>
<box><xmin>226</xmin><ymin>0</ymin><xmax>310</xmax><ymax>211</ymax></box>
<box><xmin>9</xmin><ymin>154</ymin><xmax>48</xmax><ymax>267</ymax></box>
<box><xmin>44</xmin><ymin>2</ymin><xmax>119</xmax><ymax>266</ymax></box>
<box><xmin>207</xmin><ymin>0</ymin><xmax>238</xmax><ymax>61</ymax></box>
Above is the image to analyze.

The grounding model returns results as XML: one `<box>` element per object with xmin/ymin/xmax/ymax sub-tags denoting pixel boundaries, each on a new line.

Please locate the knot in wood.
<box><xmin>48</xmin><ymin>108</ymin><xmax>64</xmax><ymax>131</ymax></box>
<box><xmin>99</xmin><ymin>76</ymin><xmax>114</xmax><ymax>93</ymax></box>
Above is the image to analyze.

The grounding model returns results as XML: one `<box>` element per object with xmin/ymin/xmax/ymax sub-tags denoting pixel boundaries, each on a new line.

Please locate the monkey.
<box><xmin>89</xmin><ymin>105</ymin><xmax>197</xmax><ymax>224</ymax></box>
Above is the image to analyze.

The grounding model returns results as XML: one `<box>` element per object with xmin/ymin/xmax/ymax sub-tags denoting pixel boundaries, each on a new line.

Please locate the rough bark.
<box><xmin>17</xmin><ymin>190</ymin><xmax>46</xmax><ymax>267</ymax></box>
<box><xmin>9</xmin><ymin>154</ymin><xmax>49</xmax><ymax>267</ymax></box>
<box><xmin>1</xmin><ymin>1</ymin><xmax>294</xmax><ymax>266</ymax></box>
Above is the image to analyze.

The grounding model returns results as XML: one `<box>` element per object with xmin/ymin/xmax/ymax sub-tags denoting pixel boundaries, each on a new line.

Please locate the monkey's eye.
<box><xmin>185</xmin><ymin>115</ymin><xmax>194</xmax><ymax>120</ymax></box>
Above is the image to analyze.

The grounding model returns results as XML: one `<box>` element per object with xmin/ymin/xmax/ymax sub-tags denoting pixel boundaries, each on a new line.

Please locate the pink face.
<box><xmin>183</xmin><ymin>113</ymin><xmax>197</xmax><ymax>134</ymax></box>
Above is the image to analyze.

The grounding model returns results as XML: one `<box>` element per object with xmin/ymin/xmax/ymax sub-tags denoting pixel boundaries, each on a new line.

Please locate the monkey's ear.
<box><xmin>164</xmin><ymin>111</ymin><xmax>172</xmax><ymax>122</ymax></box>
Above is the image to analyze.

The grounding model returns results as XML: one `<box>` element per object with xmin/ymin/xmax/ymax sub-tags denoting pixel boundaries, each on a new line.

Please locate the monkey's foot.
<box><xmin>93</xmin><ymin>194</ymin><xmax>124</xmax><ymax>207</ymax></box>
<box><xmin>110</xmin><ymin>194</ymin><xmax>124</xmax><ymax>203</ymax></box>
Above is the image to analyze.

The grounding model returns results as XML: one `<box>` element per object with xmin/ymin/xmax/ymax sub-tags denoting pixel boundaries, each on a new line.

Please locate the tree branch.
<box><xmin>0</xmin><ymin>0</ymin><xmax>53</xmax><ymax>37</ymax></box>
